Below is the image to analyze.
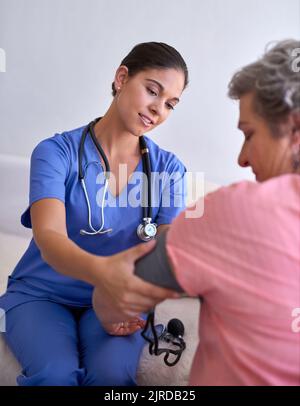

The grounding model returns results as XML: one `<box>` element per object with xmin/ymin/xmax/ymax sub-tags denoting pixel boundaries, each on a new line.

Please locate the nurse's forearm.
<box><xmin>37</xmin><ymin>230</ymin><xmax>103</xmax><ymax>286</ymax></box>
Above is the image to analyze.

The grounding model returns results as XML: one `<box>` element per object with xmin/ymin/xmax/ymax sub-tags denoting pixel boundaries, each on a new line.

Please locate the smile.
<box><xmin>139</xmin><ymin>113</ymin><xmax>153</xmax><ymax>127</ymax></box>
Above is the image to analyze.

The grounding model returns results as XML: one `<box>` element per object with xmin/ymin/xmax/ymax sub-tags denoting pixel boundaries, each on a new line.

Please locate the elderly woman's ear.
<box><xmin>290</xmin><ymin>111</ymin><xmax>300</xmax><ymax>144</ymax></box>
<box><xmin>290</xmin><ymin>111</ymin><xmax>300</xmax><ymax>170</ymax></box>
<box><xmin>291</xmin><ymin>110</ymin><xmax>300</xmax><ymax>135</ymax></box>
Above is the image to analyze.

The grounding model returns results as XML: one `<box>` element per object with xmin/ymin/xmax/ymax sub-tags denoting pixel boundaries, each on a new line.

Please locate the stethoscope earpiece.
<box><xmin>80</xmin><ymin>228</ymin><xmax>113</xmax><ymax>236</ymax></box>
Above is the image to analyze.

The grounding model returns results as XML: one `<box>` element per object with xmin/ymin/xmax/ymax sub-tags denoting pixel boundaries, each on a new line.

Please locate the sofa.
<box><xmin>0</xmin><ymin>153</ymin><xmax>219</xmax><ymax>386</ymax></box>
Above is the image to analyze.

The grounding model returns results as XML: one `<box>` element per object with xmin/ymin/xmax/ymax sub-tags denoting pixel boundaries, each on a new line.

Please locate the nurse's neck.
<box><xmin>93</xmin><ymin>108</ymin><xmax>140</xmax><ymax>159</ymax></box>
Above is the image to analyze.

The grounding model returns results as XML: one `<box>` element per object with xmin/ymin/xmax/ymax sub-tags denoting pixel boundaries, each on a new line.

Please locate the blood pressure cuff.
<box><xmin>134</xmin><ymin>231</ymin><xmax>184</xmax><ymax>293</ymax></box>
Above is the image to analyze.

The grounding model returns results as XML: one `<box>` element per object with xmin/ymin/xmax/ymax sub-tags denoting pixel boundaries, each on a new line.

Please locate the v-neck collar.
<box><xmin>86</xmin><ymin>132</ymin><xmax>145</xmax><ymax>200</ymax></box>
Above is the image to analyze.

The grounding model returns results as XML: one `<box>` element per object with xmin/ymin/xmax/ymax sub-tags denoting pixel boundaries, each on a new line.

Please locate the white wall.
<box><xmin>0</xmin><ymin>0</ymin><xmax>299</xmax><ymax>185</ymax></box>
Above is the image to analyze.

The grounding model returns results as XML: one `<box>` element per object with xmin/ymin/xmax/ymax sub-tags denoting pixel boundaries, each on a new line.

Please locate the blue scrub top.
<box><xmin>0</xmin><ymin>124</ymin><xmax>186</xmax><ymax>312</ymax></box>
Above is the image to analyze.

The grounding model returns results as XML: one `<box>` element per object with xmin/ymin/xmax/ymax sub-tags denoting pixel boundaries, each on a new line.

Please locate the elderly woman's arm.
<box><xmin>134</xmin><ymin>231</ymin><xmax>183</xmax><ymax>292</ymax></box>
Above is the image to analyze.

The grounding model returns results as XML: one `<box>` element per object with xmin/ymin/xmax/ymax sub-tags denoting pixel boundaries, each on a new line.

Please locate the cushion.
<box><xmin>0</xmin><ymin>232</ymin><xmax>31</xmax><ymax>294</ymax></box>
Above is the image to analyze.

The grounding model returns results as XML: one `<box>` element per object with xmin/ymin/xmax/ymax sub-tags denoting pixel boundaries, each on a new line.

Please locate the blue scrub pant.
<box><xmin>4</xmin><ymin>301</ymin><xmax>145</xmax><ymax>386</ymax></box>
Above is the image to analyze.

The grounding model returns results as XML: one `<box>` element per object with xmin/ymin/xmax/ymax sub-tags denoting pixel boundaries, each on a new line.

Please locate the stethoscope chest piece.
<box><xmin>137</xmin><ymin>218</ymin><xmax>157</xmax><ymax>241</ymax></box>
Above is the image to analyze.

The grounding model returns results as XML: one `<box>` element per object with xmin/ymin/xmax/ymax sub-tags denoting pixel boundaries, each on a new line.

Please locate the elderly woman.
<box><xmin>93</xmin><ymin>39</ymin><xmax>300</xmax><ymax>386</ymax></box>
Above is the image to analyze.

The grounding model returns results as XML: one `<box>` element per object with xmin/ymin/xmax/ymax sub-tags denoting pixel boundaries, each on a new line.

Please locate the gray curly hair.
<box><xmin>228</xmin><ymin>39</ymin><xmax>300</xmax><ymax>136</ymax></box>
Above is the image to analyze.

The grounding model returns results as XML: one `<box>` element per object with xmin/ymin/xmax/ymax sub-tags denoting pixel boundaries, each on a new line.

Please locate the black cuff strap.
<box><xmin>134</xmin><ymin>231</ymin><xmax>184</xmax><ymax>293</ymax></box>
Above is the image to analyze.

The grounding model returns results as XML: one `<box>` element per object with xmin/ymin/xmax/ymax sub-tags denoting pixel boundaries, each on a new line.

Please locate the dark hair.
<box><xmin>111</xmin><ymin>42</ymin><xmax>189</xmax><ymax>96</ymax></box>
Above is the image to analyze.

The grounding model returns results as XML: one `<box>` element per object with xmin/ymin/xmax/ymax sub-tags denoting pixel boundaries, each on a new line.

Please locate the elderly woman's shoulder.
<box><xmin>209</xmin><ymin>174</ymin><xmax>300</xmax><ymax>208</ymax></box>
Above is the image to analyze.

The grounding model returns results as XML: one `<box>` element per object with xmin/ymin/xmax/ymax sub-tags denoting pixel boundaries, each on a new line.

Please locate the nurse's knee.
<box><xmin>17</xmin><ymin>362</ymin><xmax>84</xmax><ymax>386</ymax></box>
<box><xmin>84</xmin><ymin>364</ymin><xmax>136</xmax><ymax>386</ymax></box>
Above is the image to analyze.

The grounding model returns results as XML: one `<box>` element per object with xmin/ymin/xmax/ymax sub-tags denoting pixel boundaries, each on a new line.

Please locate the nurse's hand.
<box><xmin>92</xmin><ymin>240</ymin><xmax>179</xmax><ymax>320</ymax></box>
<box><xmin>102</xmin><ymin>317</ymin><xmax>146</xmax><ymax>336</ymax></box>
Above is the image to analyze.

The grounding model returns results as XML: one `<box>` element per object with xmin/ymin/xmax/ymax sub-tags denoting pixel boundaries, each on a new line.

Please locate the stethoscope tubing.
<box><xmin>139</xmin><ymin>136</ymin><xmax>152</xmax><ymax>220</ymax></box>
<box><xmin>78</xmin><ymin>118</ymin><xmax>155</xmax><ymax>239</ymax></box>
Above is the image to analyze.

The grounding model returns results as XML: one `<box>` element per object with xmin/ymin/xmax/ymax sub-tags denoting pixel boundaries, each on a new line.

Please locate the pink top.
<box><xmin>167</xmin><ymin>175</ymin><xmax>300</xmax><ymax>386</ymax></box>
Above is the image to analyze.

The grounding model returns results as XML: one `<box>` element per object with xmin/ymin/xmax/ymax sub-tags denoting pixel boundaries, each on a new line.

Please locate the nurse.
<box><xmin>0</xmin><ymin>42</ymin><xmax>188</xmax><ymax>386</ymax></box>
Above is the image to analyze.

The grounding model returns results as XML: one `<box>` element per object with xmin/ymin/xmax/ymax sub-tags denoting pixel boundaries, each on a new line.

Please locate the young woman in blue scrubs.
<box><xmin>0</xmin><ymin>42</ymin><xmax>188</xmax><ymax>386</ymax></box>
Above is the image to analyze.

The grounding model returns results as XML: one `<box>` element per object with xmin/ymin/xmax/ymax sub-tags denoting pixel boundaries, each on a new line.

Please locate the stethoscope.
<box><xmin>78</xmin><ymin>117</ymin><xmax>157</xmax><ymax>241</ymax></box>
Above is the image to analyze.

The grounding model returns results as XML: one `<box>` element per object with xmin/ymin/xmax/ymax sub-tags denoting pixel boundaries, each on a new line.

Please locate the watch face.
<box><xmin>145</xmin><ymin>223</ymin><xmax>156</xmax><ymax>237</ymax></box>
